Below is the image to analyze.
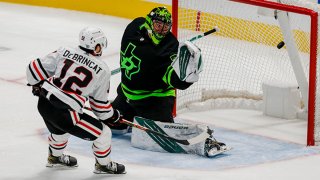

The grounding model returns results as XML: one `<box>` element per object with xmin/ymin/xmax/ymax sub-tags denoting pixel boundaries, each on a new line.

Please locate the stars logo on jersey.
<box><xmin>120</xmin><ymin>43</ymin><xmax>141</xmax><ymax>80</ymax></box>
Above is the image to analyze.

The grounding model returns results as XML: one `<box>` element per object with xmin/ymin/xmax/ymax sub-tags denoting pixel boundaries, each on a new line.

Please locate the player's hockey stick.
<box><xmin>111</xmin><ymin>26</ymin><xmax>219</xmax><ymax>76</ymax></box>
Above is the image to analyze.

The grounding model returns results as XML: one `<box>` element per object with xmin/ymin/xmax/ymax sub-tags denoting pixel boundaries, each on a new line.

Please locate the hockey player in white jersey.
<box><xmin>26</xmin><ymin>27</ymin><xmax>125</xmax><ymax>174</ymax></box>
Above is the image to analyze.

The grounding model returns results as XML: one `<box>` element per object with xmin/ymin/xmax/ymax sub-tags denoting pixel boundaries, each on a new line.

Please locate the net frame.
<box><xmin>171</xmin><ymin>0</ymin><xmax>319</xmax><ymax>146</ymax></box>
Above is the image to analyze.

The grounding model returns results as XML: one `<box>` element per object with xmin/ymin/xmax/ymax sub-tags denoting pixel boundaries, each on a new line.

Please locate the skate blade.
<box><xmin>46</xmin><ymin>163</ymin><xmax>78</xmax><ymax>168</ymax></box>
<box><xmin>207</xmin><ymin>147</ymin><xmax>233</xmax><ymax>157</ymax></box>
<box><xmin>93</xmin><ymin>169</ymin><xmax>127</xmax><ymax>174</ymax></box>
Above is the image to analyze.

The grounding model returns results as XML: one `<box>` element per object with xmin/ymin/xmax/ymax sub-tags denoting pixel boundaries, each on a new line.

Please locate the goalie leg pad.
<box><xmin>172</xmin><ymin>41</ymin><xmax>203</xmax><ymax>83</ymax></box>
<box><xmin>131</xmin><ymin>117</ymin><xmax>210</xmax><ymax>156</ymax></box>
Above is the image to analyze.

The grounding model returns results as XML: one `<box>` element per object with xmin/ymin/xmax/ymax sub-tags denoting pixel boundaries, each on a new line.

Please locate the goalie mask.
<box><xmin>145</xmin><ymin>7</ymin><xmax>172</xmax><ymax>45</ymax></box>
<box><xmin>79</xmin><ymin>27</ymin><xmax>107</xmax><ymax>56</ymax></box>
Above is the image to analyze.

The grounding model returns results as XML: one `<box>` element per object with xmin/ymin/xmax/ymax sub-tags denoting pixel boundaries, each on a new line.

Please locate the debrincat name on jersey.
<box><xmin>63</xmin><ymin>50</ymin><xmax>103</xmax><ymax>74</ymax></box>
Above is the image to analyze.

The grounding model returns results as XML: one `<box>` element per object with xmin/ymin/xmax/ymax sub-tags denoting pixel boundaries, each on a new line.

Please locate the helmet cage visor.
<box><xmin>152</xmin><ymin>19</ymin><xmax>172</xmax><ymax>37</ymax></box>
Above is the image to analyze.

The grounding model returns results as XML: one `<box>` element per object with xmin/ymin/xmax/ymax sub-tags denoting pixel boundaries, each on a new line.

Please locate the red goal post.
<box><xmin>171</xmin><ymin>0</ymin><xmax>319</xmax><ymax>146</ymax></box>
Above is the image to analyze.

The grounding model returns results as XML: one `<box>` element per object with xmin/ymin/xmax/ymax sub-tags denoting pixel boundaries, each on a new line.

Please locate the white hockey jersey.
<box><xmin>26</xmin><ymin>46</ymin><xmax>114</xmax><ymax>120</ymax></box>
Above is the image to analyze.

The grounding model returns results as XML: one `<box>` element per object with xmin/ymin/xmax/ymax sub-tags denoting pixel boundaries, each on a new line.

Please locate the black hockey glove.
<box><xmin>28</xmin><ymin>81</ymin><xmax>43</xmax><ymax>96</ymax></box>
<box><xmin>102</xmin><ymin>109</ymin><xmax>122</xmax><ymax>127</ymax></box>
<box><xmin>32</xmin><ymin>85</ymin><xmax>41</xmax><ymax>96</ymax></box>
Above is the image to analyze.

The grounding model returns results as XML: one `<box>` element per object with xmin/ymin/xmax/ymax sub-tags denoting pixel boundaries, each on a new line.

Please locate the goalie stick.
<box><xmin>110</xmin><ymin>27</ymin><xmax>219</xmax><ymax>76</ymax></box>
<box><xmin>83</xmin><ymin>106</ymin><xmax>212</xmax><ymax>145</ymax></box>
<box><xmin>189</xmin><ymin>26</ymin><xmax>219</xmax><ymax>42</ymax></box>
<box><xmin>111</xmin><ymin>68</ymin><xmax>120</xmax><ymax>75</ymax></box>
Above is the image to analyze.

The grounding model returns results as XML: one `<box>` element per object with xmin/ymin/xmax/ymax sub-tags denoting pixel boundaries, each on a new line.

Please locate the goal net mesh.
<box><xmin>173</xmin><ymin>0</ymin><xmax>320</xmax><ymax>145</ymax></box>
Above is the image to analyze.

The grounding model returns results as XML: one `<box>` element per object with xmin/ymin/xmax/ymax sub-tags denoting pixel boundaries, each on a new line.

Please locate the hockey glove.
<box><xmin>102</xmin><ymin>109</ymin><xmax>122</xmax><ymax>127</ymax></box>
<box><xmin>28</xmin><ymin>81</ymin><xmax>43</xmax><ymax>96</ymax></box>
<box><xmin>172</xmin><ymin>41</ymin><xmax>203</xmax><ymax>83</ymax></box>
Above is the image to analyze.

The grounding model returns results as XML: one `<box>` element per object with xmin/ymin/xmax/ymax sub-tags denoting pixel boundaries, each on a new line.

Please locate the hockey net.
<box><xmin>172</xmin><ymin>0</ymin><xmax>320</xmax><ymax>145</ymax></box>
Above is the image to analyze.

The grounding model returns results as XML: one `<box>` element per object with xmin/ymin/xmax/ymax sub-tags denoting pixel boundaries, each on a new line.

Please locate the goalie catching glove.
<box><xmin>172</xmin><ymin>41</ymin><xmax>203</xmax><ymax>83</ymax></box>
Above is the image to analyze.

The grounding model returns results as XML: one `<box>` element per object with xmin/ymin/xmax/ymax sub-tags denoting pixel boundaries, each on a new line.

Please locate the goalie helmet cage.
<box><xmin>171</xmin><ymin>0</ymin><xmax>319</xmax><ymax>146</ymax></box>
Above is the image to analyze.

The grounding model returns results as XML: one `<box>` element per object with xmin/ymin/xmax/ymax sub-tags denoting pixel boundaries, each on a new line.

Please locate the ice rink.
<box><xmin>1</xmin><ymin>2</ymin><xmax>320</xmax><ymax>180</ymax></box>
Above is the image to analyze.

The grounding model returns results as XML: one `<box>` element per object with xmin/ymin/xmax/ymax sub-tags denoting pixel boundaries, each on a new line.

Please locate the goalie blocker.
<box><xmin>131</xmin><ymin>117</ymin><xmax>231</xmax><ymax>157</ymax></box>
<box><xmin>172</xmin><ymin>41</ymin><xmax>203</xmax><ymax>83</ymax></box>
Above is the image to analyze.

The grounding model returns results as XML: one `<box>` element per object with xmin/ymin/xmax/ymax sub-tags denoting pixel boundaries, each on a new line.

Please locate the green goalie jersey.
<box><xmin>119</xmin><ymin>17</ymin><xmax>192</xmax><ymax>100</ymax></box>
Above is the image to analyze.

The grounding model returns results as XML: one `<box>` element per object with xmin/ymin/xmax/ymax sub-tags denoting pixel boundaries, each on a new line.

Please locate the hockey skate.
<box><xmin>204</xmin><ymin>137</ymin><xmax>232</xmax><ymax>157</ymax></box>
<box><xmin>94</xmin><ymin>160</ymin><xmax>126</xmax><ymax>174</ymax></box>
<box><xmin>46</xmin><ymin>154</ymin><xmax>78</xmax><ymax>168</ymax></box>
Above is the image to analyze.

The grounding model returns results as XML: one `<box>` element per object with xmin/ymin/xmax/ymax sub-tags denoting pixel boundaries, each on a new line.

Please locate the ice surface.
<box><xmin>1</xmin><ymin>2</ymin><xmax>320</xmax><ymax>180</ymax></box>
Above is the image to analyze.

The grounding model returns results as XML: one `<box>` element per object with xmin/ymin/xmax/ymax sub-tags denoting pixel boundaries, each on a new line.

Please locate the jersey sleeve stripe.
<box><xmin>92</xmin><ymin>108</ymin><xmax>113</xmax><ymax>120</ymax></box>
<box><xmin>28</xmin><ymin>63</ymin><xmax>39</xmax><ymax>81</ymax></box>
<box><xmin>89</xmin><ymin>96</ymin><xmax>109</xmax><ymax>104</ymax></box>
<box><xmin>31</xmin><ymin>60</ymin><xmax>45</xmax><ymax>80</ymax></box>
<box><xmin>91</xmin><ymin>108</ymin><xmax>111</xmax><ymax>114</ymax></box>
<box><xmin>89</xmin><ymin>101</ymin><xmax>112</xmax><ymax>109</ymax></box>
<box><xmin>36</xmin><ymin>58</ymin><xmax>49</xmax><ymax>78</ymax></box>
<box><xmin>32</xmin><ymin>60</ymin><xmax>44</xmax><ymax>80</ymax></box>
